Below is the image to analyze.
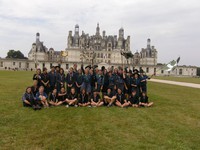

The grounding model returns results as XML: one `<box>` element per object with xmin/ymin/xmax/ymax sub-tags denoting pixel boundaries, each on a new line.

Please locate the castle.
<box><xmin>28</xmin><ymin>23</ymin><xmax>158</xmax><ymax>67</ymax></box>
<box><xmin>0</xmin><ymin>23</ymin><xmax>197</xmax><ymax>76</ymax></box>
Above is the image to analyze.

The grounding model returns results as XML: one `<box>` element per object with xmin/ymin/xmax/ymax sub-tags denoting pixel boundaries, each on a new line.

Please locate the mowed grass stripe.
<box><xmin>0</xmin><ymin>71</ymin><xmax>200</xmax><ymax>149</ymax></box>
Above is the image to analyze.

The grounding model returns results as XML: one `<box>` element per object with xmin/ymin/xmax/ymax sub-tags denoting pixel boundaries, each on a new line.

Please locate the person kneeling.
<box><xmin>65</xmin><ymin>88</ymin><xmax>78</xmax><ymax>107</ymax></box>
<box><xmin>139</xmin><ymin>92</ymin><xmax>153</xmax><ymax>107</ymax></box>
<box><xmin>22</xmin><ymin>87</ymin><xmax>41</xmax><ymax>110</ymax></box>
<box><xmin>36</xmin><ymin>86</ymin><xmax>49</xmax><ymax>108</ymax></box>
<box><xmin>90</xmin><ymin>90</ymin><xmax>104</xmax><ymax>107</ymax></box>
<box><xmin>128</xmin><ymin>90</ymin><xmax>139</xmax><ymax>108</ymax></box>
<box><xmin>115</xmin><ymin>88</ymin><xmax>129</xmax><ymax>108</ymax></box>
<box><xmin>78</xmin><ymin>89</ymin><xmax>90</xmax><ymax>107</ymax></box>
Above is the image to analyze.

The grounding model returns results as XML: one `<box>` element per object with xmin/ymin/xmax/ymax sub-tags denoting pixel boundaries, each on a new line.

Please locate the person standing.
<box><xmin>33</xmin><ymin>68</ymin><xmax>42</xmax><ymax>87</ymax></box>
<box><xmin>48</xmin><ymin>66</ymin><xmax>57</xmax><ymax>93</ymax></box>
<box><xmin>56</xmin><ymin>68</ymin><xmax>65</xmax><ymax>92</ymax></box>
<box><xmin>41</xmin><ymin>68</ymin><xmax>50</xmax><ymax>94</ymax></box>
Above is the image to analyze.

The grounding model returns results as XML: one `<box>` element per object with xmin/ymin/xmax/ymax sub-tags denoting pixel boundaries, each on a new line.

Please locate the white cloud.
<box><xmin>0</xmin><ymin>0</ymin><xmax>200</xmax><ymax>66</ymax></box>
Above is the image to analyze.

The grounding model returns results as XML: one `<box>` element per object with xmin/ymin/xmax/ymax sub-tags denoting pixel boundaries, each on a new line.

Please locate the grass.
<box><xmin>154</xmin><ymin>76</ymin><xmax>200</xmax><ymax>84</ymax></box>
<box><xmin>0</xmin><ymin>70</ymin><xmax>200</xmax><ymax>149</ymax></box>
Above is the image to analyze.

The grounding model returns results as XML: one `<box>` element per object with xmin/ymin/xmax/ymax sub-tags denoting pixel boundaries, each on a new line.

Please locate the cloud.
<box><xmin>0</xmin><ymin>0</ymin><xmax>200</xmax><ymax>66</ymax></box>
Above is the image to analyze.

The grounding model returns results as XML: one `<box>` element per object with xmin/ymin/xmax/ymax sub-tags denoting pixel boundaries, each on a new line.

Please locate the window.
<box><xmin>108</xmin><ymin>54</ymin><xmax>111</xmax><ymax>58</ymax></box>
<box><xmin>101</xmin><ymin>53</ymin><xmax>103</xmax><ymax>58</ymax></box>
<box><xmin>27</xmin><ymin>63</ymin><xmax>29</xmax><ymax>69</ymax></box>
<box><xmin>179</xmin><ymin>69</ymin><xmax>182</xmax><ymax>75</ymax></box>
<box><xmin>13</xmin><ymin>62</ymin><xmax>15</xmax><ymax>66</ymax></box>
<box><xmin>146</xmin><ymin>67</ymin><xmax>149</xmax><ymax>73</ymax></box>
<box><xmin>66</xmin><ymin>64</ymin><xmax>69</xmax><ymax>70</ymax></box>
<box><xmin>0</xmin><ymin>62</ymin><xmax>3</xmax><ymax>67</ymax></box>
<box><xmin>161</xmin><ymin>70</ymin><xmax>164</xmax><ymax>74</ymax></box>
<box><xmin>19</xmin><ymin>62</ymin><xmax>21</xmax><ymax>68</ymax></box>
<box><xmin>50</xmin><ymin>63</ymin><xmax>53</xmax><ymax>68</ymax></box>
<box><xmin>43</xmin><ymin>63</ymin><xmax>45</xmax><ymax>68</ymax></box>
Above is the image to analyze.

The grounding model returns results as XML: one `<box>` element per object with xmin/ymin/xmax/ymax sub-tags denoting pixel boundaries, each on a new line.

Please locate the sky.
<box><xmin>0</xmin><ymin>0</ymin><xmax>200</xmax><ymax>66</ymax></box>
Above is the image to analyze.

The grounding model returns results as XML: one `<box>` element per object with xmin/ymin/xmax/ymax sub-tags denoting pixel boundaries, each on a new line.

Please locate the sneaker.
<box><xmin>107</xmin><ymin>103</ymin><xmax>113</xmax><ymax>107</ymax></box>
<box><xmin>65</xmin><ymin>105</ymin><xmax>69</xmax><ymax>108</ymax></box>
<box><xmin>75</xmin><ymin>105</ymin><xmax>78</xmax><ymax>107</ymax></box>
<box><xmin>87</xmin><ymin>105</ymin><xmax>91</xmax><ymax>108</ymax></box>
<box><xmin>36</xmin><ymin>105</ymin><xmax>41</xmax><ymax>110</ymax></box>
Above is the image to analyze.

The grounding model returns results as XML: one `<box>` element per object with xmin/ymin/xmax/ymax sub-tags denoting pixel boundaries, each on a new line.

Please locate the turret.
<box><xmin>74</xmin><ymin>24</ymin><xmax>79</xmax><ymax>47</ymax></box>
<box><xmin>36</xmin><ymin>32</ymin><xmax>40</xmax><ymax>43</ymax></box>
<box><xmin>147</xmin><ymin>38</ymin><xmax>151</xmax><ymax>49</ymax></box>
<box><xmin>96</xmin><ymin>23</ymin><xmax>100</xmax><ymax>36</ymax></box>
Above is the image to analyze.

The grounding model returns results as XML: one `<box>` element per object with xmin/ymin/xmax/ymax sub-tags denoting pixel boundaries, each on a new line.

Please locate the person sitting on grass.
<box><xmin>90</xmin><ymin>90</ymin><xmax>104</xmax><ymax>107</ymax></box>
<box><xmin>139</xmin><ymin>92</ymin><xmax>154</xmax><ymax>107</ymax></box>
<box><xmin>78</xmin><ymin>88</ymin><xmax>90</xmax><ymax>107</ymax></box>
<box><xmin>115</xmin><ymin>88</ymin><xmax>129</xmax><ymax>108</ymax></box>
<box><xmin>66</xmin><ymin>87</ymin><xmax>78</xmax><ymax>107</ymax></box>
<box><xmin>49</xmin><ymin>88</ymin><xmax>63</xmax><ymax>106</ymax></box>
<box><xmin>36</xmin><ymin>86</ymin><xmax>49</xmax><ymax>108</ymax></box>
<box><xmin>104</xmin><ymin>87</ymin><xmax>116</xmax><ymax>107</ymax></box>
<box><xmin>57</xmin><ymin>87</ymin><xmax>68</xmax><ymax>105</ymax></box>
<box><xmin>22</xmin><ymin>87</ymin><xmax>41</xmax><ymax>110</ymax></box>
<box><xmin>128</xmin><ymin>90</ymin><xmax>139</xmax><ymax>108</ymax></box>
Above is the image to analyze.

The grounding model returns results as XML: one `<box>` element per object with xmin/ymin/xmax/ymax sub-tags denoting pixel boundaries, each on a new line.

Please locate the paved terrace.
<box><xmin>149</xmin><ymin>79</ymin><xmax>200</xmax><ymax>89</ymax></box>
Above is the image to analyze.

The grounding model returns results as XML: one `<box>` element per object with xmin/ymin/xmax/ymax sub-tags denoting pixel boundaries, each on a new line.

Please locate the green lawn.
<box><xmin>0</xmin><ymin>71</ymin><xmax>200</xmax><ymax>150</ymax></box>
<box><xmin>154</xmin><ymin>76</ymin><xmax>200</xmax><ymax>84</ymax></box>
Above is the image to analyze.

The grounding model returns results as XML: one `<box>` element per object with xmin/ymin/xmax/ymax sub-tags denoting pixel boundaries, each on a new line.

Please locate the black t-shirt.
<box><xmin>91</xmin><ymin>94</ymin><xmax>101</xmax><ymax>103</ymax></box>
<box><xmin>49</xmin><ymin>93</ymin><xmax>58</xmax><ymax>102</ymax></box>
<box><xmin>116</xmin><ymin>93</ymin><xmax>126</xmax><ymax>104</ymax></box>
<box><xmin>78</xmin><ymin>94</ymin><xmax>89</xmax><ymax>104</ymax></box>
<box><xmin>68</xmin><ymin>93</ymin><xmax>78</xmax><ymax>100</ymax></box>
<box><xmin>129</xmin><ymin>95</ymin><xmax>139</xmax><ymax>104</ymax></box>
<box><xmin>140</xmin><ymin>96</ymin><xmax>148</xmax><ymax>103</ymax></box>
<box><xmin>33</xmin><ymin>74</ymin><xmax>41</xmax><ymax>86</ymax></box>
<box><xmin>31</xmin><ymin>86</ymin><xmax>39</xmax><ymax>97</ymax></box>
<box><xmin>58</xmin><ymin>92</ymin><xmax>67</xmax><ymax>101</ymax></box>
<box><xmin>90</xmin><ymin>74</ymin><xmax>97</xmax><ymax>87</ymax></box>
<box><xmin>105</xmin><ymin>90</ymin><xmax>116</xmax><ymax>98</ymax></box>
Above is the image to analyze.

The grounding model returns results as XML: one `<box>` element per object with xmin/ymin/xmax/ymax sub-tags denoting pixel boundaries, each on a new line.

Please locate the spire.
<box><xmin>36</xmin><ymin>32</ymin><xmax>40</xmax><ymax>42</ymax></box>
<box><xmin>96</xmin><ymin>23</ymin><xmax>100</xmax><ymax>35</ymax></box>
<box><xmin>147</xmin><ymin>38</ymin><xmax>151</xmax><ymax>49</ymax></box>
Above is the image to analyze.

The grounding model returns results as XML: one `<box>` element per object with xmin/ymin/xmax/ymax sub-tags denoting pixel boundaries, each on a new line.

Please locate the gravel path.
<box><xmin>149</xmin><ymin>79</ymin><xmax>200</xmax><ymax>89</ymax></box>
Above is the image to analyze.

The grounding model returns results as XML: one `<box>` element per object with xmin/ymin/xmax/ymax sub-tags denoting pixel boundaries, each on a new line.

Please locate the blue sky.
<box><xmin>0</xmin><ymin>0</ymin><xmax>200</xmax><ymax>66</ymax></box>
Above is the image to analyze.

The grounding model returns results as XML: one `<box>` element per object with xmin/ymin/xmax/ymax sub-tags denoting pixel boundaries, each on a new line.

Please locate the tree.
<box><xmin>6</xmin><ymin>50</ymin><xmax>27</xmax><ymax>59</ymax></box>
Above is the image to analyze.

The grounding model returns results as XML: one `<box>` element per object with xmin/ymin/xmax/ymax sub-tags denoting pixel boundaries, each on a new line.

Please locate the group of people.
<box><xmin>22</xmin><ymin>64</ymin><xmax>153</xmax><ymax>110</ymax></box>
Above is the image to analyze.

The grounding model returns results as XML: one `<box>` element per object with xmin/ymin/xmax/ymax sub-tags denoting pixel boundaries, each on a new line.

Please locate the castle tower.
<box><xmin>96</xmin><ymin>23</ymin><xmax>100</xmax><ymax>36</ymax></box>
<box><xmin>36</xmin><ymin>32</ymin><xmax>40</xmax><ymax>43</ymax></box>
<box><xmin>147</xmin><ymin>38</ymin><xmax>151</xmax><ymax>49</ymax></box>
<box><xmin>102</xmin><ymin>30</ymin><xmax>106</xmax><ymax>38</ymax></box>
<box><xmin>68</xmin><ymin>31</ymin><xmax>73</xmax><ymax>48</ymax></box>
<box><xmin>117</xmin><ymin>28</ymin><xmax>124</xmax><ymax>49</ymax></box>
<box><xmin>146</xmin><ymin>38</ymin><xmax>152</xmax><ymax>57</ymax></box>
<box><xmin>75</xmin><ymin>24</ymin><xmax>79</xmax><ymax>35</ymax></box>
<box><xmin>119</xmin><ymin>27</ymin><xmax>124</xmax><ymax>39</ymax></box>
<box><xmin>73</xmin><ymin>24</ymin><xmax>79</xmax><ymax>47</ymax></box>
